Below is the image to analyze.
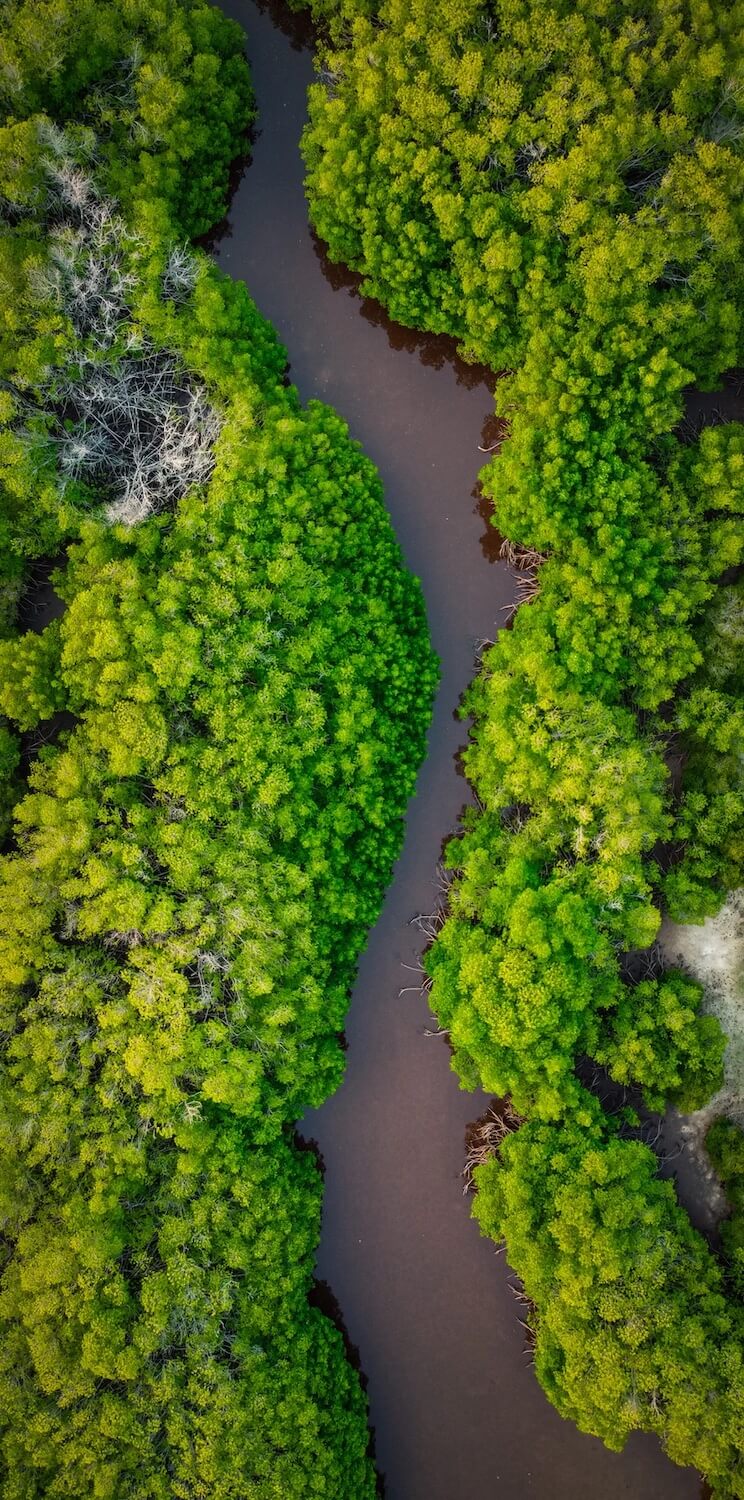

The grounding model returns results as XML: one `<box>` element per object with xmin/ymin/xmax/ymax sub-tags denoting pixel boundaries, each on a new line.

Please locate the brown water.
<box><xmin>215</xmin><ymin>4</ymin><xmax>700</xmax><ymax>1496</ymax></box>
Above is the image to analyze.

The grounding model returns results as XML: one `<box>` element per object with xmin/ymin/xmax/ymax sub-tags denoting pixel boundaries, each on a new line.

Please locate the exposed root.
<box><xmin>398</xmin><ymin>960</ymin><xmax>433</xmax><ymax>1000</ymax></box>
<box><xmin>409</xmin><ymin>907</ymin><xmax>445</xmax><ymax>940</ymax></box>
<box><xmin>620</xmin><ymin>940</ymin><xmax>666</xmax><ymax>985</ymax></box>
<box><xmin>499</xmin><ymin>538</ymin><xmax>548</xmax><ymax>620</ymax></box>
<box><xmin>462</xmin><ymin>1098</ymin><xmax>522</xmax><ymax>1192</ymax></box>
<box><xmin>508</xmin><ymin>1278</ymin><xmax>538</xmax><ymax>1359</ymax></box>
<box><xmin>498</xmin><ymin>538</ymin><xmax>547</xmax><ymax>572</ymax></box>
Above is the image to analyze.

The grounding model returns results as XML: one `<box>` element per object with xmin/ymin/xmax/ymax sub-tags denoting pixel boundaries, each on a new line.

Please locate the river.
<box><xmin>214</xmin><ymin>4</ymin><xmax>701</xmax><ymax>1496</ymax></box>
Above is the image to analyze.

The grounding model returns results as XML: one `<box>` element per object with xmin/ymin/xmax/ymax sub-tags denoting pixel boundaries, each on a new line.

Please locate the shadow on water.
<box><xmin>17</xmin><ymin>554</ymin><xmax>66</xmax><ymax>634</ymax></box>
<box><xmin>250</xmin><ymin>0</ymin><xmax>314</xmax><ymax>47</ymax></box>
<box><xmin>310</xmin><ymin>232</ymin><xmax>497</xmax><ymax>392</ymax></box>
<box><xmin>470</xmin><ymin>409</ymin><xmax>510</xmax><ymax>563</ymax></box>
<box><xmin>473</xmin><ymin>485</ymin><xmax>506</xmax><ymax>563</ymax></box>
<box><xmin>214</xmin><ymin>1</ymin><xmax>704</xmax><ymax>1496</ymax></box>
<box><xmin>309</xmin><ymin>1277</ymin><xmax>388</xmax><ymax>1498</ymax></box>
<box><xmin>293</xmin><ymin>1130</ymin><xmax>326</xmax><ymax>1178</ymax></box>
<box><xmin>196</xmin><ymin>140</ymin><xmax>254</xmax><ymax>254</ymax></box>
<box><xmin>297</xmin><ymin>1127</ymin><xmax>388</xmax><ymax>1495</ymax></box>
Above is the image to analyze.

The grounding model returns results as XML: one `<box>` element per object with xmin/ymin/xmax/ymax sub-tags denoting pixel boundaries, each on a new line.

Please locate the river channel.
<box><xmin>215</xmin><ymin>4</ymin><xmax>700</xmax><ymax>1496</ymax></box>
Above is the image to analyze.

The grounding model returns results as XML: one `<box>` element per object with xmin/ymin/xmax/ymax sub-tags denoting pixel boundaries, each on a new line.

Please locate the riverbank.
<box><xmin>216</xmin><ymin>4</ymin><xmax>702</xmax><ymax>1495</ymax></box>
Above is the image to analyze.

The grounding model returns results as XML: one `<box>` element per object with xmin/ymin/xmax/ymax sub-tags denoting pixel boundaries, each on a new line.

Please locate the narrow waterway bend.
<box><xmin>216</xmin><ymin>5</ymin><xmax>701</xmax><ymax>1495</ymax></box>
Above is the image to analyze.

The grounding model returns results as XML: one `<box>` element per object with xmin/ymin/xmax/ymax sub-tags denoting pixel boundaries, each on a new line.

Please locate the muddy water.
<box><xmin>215</xmin><ymin>4</ymin><xmax>699</xmax><ymax>1496</ymax></box>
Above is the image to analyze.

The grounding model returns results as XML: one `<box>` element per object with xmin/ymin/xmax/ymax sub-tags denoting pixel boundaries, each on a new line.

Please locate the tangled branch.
<box><xmin>21</xmin><ymin>128</ymin><xmax>220</xmax><ymax>525</ymax></box>
<box><xmin>462</xmin><ymin>1099</ymin><xmax>522</xmax><ymax>1192</ymax></box>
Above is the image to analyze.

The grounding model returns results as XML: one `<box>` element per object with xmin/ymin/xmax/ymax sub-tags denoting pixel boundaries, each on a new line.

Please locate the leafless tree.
<box><xmin>162</xmin><ymin>245</ymin><xmax>201</xmax><ymax>303</ymax></box>
<box><xmin>21</xmin><ymin>126</ymin><xmax>221</xmax><ymax>526</ymax></box>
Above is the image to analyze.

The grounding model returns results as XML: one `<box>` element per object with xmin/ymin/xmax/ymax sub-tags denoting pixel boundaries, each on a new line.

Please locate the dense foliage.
<box><xmin>297</xmin><ymin>0</ymin><xmax>744</xmax><ymax>1491</ymax></box>
<box><xmin>473</xmin><ymin>1108</ymin><xmax>744</xmax><ymax>1492</ymax></box>
<box><xmin>0</xmin><ymin>1</ymin><xmax>437</xmax><ymax>1493</ymax></box>
<box><xmin>707</xmin><ymin>1118</ymin><xmax>744</xmax><ymax>1302</ymax></box>
<box><xmin>300</xmin><ymin>0</ymin><xmax>743</xmax><ymax>375</ymax></box>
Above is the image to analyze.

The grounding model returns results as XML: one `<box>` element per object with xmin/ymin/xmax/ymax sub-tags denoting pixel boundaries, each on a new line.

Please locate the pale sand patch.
<box><xmin>659</xmin><ymin>889</ymin><xmax>744</xmax><ymax>1119</ymax></box>
<box><xmin>659</xmin><ymin>890</ymin><xmax>744</xmax><ymax>1227</ymax></box>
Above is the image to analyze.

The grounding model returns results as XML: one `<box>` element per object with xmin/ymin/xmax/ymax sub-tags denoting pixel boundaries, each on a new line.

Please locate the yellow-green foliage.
<box><xmin>299</xmin><ymin>0</ymin><xmax>744</xmax><ymax>1489</ymax></box>
<box><xmin>474</xmin><ymin>1109</ymin><xmax>744</xmax><ymax>1497</ymax></box>
<box><xmin>0</xmin><ymin>2</ymin><xmax>437</xmax><ymax>1494</ymax></box>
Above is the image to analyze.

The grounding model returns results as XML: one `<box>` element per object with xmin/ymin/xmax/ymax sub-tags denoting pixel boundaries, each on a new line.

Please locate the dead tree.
<box><xmin>21</xmin><ymin>127</ymin><xmax>220</xmax><ymax>526</ymax></box>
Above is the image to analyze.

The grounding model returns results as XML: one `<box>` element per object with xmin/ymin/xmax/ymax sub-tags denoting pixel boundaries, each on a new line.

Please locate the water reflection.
<box><xmin>307</xmin><ymin>1274</ymin><xmax>387</xmax><ymax>1497</ymax></box>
